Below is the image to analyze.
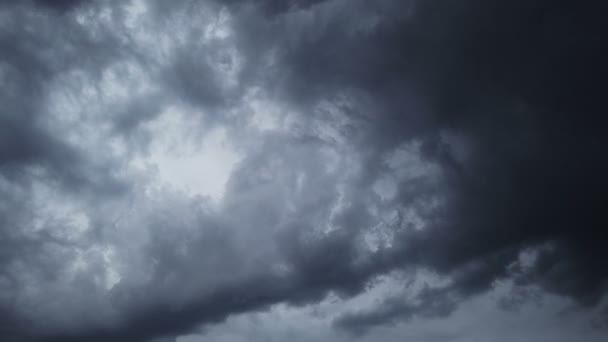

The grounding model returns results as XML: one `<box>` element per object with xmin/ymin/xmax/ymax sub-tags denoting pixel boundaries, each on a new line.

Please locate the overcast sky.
<box><xmin>1</xmin><ymin>0</ymin><xmax>607</xmax><ymax>341</ymax></box>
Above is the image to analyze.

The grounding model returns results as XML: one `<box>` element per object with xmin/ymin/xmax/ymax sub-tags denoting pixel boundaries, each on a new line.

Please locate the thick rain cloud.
<box><xmin>0</xmin><ymin>0</ymin><xmax>607</xmax><ymax>341</ymax></box>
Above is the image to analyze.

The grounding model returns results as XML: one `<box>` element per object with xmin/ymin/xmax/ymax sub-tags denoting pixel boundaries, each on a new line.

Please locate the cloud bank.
<box><xmin>0</xmin><ymin>0</ymin><xmax>606</xmax><ymax>341</ymax></box>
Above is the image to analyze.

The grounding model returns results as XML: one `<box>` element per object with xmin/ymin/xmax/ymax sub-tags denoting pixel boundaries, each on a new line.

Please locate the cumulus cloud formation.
<box><xmin>0</xmin><ymin>0</ymin><xmax>606</xmax><ymax>341</ymax></box>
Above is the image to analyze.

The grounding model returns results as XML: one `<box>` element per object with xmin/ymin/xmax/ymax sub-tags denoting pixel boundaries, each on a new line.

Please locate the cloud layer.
<box><xmin>0</xmin><ymin>0</ymin><xmax>606</xmax><ymax>341</ymax></box>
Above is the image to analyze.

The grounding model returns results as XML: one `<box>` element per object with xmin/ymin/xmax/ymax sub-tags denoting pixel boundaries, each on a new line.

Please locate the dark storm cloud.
<box><xmin>223</xmin><ymin>0</ymin><xmax>329</xmax><ymax>15</ymax></box>
<box><xmin>226</xmin><ymin>0</ymin><xmax>608</xmax><ymax>332</ymax></box>
<box><xmin>333</xmin><ymin>248</ymin><xmax>520</xmax><ymax>334</ymax></box>
<box><xmin>1</xmin><ymin>0</ymin><xmax>607</xmax><ymax>341</ymax></box>
<box><xmin>400</xmin><ymin>0</ymin><xmax>608</xmax><ymax>305</ymax></box>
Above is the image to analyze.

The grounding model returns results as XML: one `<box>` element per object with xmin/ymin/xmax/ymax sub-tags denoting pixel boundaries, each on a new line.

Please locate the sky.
<box><xmin>0</xmin><ymin>0</ymin><xmax>607</xmax><ymax>341</ymax></box>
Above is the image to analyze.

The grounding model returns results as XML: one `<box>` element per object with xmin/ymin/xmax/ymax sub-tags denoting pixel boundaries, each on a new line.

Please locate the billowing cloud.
<box><xmin>0</xmin><ymin>0</ymin><xmax>606</xmax><ymax>341</ymax></box>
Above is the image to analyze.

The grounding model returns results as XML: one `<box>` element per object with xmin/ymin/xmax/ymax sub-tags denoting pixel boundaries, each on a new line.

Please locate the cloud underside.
<box><xmin>0</xmin><ymin>0</ymin><xmax>607</xmax><ymax>341</ymax></box>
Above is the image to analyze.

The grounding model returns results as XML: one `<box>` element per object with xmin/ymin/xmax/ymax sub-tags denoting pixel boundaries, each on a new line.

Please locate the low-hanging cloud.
<box><xmin>0</xmin><ymin>0</ymin><xmax>606</xmax><ymax>341</ymax></box>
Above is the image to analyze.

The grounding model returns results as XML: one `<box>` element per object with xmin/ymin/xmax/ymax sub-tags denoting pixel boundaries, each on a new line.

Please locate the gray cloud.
<box><xmin>0</xmin><ymin>0</ymin><xmax>606</xmax><ymax>341</ymax></box>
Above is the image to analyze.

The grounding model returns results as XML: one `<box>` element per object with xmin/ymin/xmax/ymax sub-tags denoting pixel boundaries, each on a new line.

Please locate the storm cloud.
<box><xmin>0</xmin><ymin>0</ymin><xmax>607</xmax><ymax>341</ymax></box>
